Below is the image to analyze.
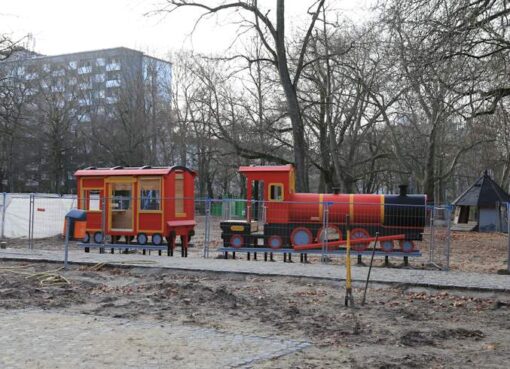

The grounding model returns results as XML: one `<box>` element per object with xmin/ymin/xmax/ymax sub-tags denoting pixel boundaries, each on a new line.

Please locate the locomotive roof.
<box><xmin>239</xmin><ymin>164</ymin><xmax>294</xmax><ymax>173</ymax></box>
<box><xmin>74</xmin><ymin>166</ymin><xmax>196</xmax><ymax>177</ymax></box>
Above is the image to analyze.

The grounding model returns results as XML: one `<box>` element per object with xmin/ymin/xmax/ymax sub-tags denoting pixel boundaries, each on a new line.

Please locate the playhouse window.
<box><xmin>175</xmin><ymin>172</ymin><xmax>185</xmax><ymax>216</ymax></box>
<box><xmin>82</xmin><ymin>189</ymin><xmax>101</xmax><ymax>211</ymax></box>
<box><xmin>140</xmin><ymin>178</ymin><xmax>161</xmax><ymax>211</ymax></box>
<box><xmin>269</xmin><ymin>184</ymin><xmax>284</xmax><ymax>201</ymax></box>
<box><xmin>112</xmin><ymin>185</ymin><xmax>131</xmax><ymax>211</ymax></box>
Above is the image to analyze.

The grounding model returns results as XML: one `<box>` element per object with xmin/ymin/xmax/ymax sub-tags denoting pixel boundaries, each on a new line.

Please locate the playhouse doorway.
<box><xmin>109</xmin><ymin>181</ymin><xmax>134</xmax><ymax>231</ymax></box>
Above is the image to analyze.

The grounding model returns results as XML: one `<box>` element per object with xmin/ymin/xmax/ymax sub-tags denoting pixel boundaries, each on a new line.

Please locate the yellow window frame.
<box><xmin>175</xmin><ymin>172</ymin><xmax>186</xmax><ymax>217</ymax></box>
<box><xmin>80</xmin><ymin>187</ymin><xmax>103</xmax><ymax>213</ymax></box>
<box><xmin>268</xmin><ymin>183</ymin><xmax>284</xmax><ymax>201</ymax></box>
<box><xmin>138</xmin><ymin>177</ymin><xmax>163</xmax><ymax>214</ymax></box>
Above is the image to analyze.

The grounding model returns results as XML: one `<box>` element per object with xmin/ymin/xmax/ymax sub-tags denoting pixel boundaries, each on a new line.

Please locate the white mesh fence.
<box><xmin>0</xmin><ymin>193</ymin><xmax>76</xmax><ymax>240</ymax></box>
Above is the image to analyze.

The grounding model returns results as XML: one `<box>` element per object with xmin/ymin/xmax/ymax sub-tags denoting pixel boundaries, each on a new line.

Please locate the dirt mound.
<box><xmin>401</xmin><ymin>328</ymin><xmax>484</xmax><ymax>347</ymax></box>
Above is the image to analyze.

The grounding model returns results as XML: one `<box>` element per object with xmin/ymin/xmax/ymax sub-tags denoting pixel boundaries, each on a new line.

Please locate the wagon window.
<box><xmin>269</xmin><ymin>184</ymin><xmax>284</xmax><ymax>201</ymax></box>
<box><xmin>140</xmin><ymin>178</ymin><xmax>161</xmax><ymax>211</ymax></box>
<box><xmin>175</xmin><ymin>172</ymin><xmax>185</xmax><ymax>216</ymax></box>
<box><xmin>88</xmin><ymin>190</ymin><xmax>101</xmax><ymax>211</ymax></box>
<box><xmin>112</xmin><ymin>187</ymin><xmax>131</xmax><ymax>211</ymax></box>
<box><xmin>82</xmin><ymin>189</ymin><xmax>101</xmax><ymax>211</ymax></box>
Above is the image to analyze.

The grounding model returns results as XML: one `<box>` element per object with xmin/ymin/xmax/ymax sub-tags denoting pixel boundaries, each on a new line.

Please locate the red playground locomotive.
<box><xmin>75</xmin><ymin>165</ymin><xmax>196</xmax><ymax>255</ymax></box>
<box><xmin>220</xmin><ymin>165</ymin><xmax>426</xmax><ymax>254</ymax></box>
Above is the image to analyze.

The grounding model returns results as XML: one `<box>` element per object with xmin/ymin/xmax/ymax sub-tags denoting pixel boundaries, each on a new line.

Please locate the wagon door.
<box><xmin>108</xmin><ymin>179</ymin><xmax>134</xmax><ymax>232</ymax></box>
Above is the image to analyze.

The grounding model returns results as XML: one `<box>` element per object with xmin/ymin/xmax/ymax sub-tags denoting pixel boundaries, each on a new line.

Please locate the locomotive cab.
<box><xmin>239</xmin><ymin>164</ymin><xmax>295</xmax><ymax>224</ymax></box>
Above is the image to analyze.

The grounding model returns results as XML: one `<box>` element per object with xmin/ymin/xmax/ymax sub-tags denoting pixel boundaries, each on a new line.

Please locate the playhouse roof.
<box><xmin>452</xmin><ymin>171</ymin><xmax>510</xmax><ymax>207</ymax></box>
<box><xmin>74</xmin><ymin>166</ymin><xmax>196</xmax><ymax>177</ymax></box>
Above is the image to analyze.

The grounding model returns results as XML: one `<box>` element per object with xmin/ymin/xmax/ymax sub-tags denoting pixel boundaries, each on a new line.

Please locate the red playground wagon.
<box><xmin>75</xmin><ymin>165</ymin><xmax>196</xmax><ymax>256</ymax></box>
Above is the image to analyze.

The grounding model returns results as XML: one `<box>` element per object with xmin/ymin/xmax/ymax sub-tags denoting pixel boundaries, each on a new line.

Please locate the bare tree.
<box><xmin>0</xmin><ymin>60</ymin><xmax>31</xmax><ymax>191</ymax></box>
<box><xmin>152</xmin><ymin>0</ymin><xmax>330</xmax><ymax>191</ymax></box>
<box><xmin>30</xmin><ymin>66</ymin><xmax>83</xmax><ymax>193</ymax></box>
<box><xmin>379</xmin><ymin>0</ymin><xmax>503</xmax><ymax>201</ymax></box>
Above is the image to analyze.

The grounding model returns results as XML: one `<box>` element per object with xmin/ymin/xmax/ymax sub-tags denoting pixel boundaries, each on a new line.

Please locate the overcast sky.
<box><xmin>1</xmin><ymin>0</ymin><xmax>374</xmax><ymax>59</ymax></box>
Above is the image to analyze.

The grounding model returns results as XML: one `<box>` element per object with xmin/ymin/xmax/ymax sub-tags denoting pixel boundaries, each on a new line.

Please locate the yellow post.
<box><xmin>345</xmin><ymin>214</ymin><xmax>354</xmax><ymax>306</ymax></box>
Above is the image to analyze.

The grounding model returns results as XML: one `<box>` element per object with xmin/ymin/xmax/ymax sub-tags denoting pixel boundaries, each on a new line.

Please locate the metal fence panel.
<box><xmin>2</xmin><ymin>193</ymin><xmax>32</xmax><ymax>240</ymax></box>
<box><xmin>0</xmin><ymin>192</ymin><xmax>451</xmax><ymax>269</ymax></box>
<box><xmin>427</xmin><ymin>206</ymin><xmax>451</xmax><ymax>270</ymax></box>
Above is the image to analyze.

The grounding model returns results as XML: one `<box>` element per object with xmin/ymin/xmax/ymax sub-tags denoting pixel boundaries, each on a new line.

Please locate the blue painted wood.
<box><xmin>78</xmin><ymin>242</ymin><xmax>167</xmax><ymax>251</ymax></box>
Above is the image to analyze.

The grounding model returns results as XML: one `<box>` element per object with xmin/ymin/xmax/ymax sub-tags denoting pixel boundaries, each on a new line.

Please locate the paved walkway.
<box><xmin>0</xmin><ymin>310</ymin><xmax>309</xmax><ymax>369</ymax></box>
<box><xmin>1</xmin><ymin>248</ymin><xmax>509</xmax><ymax>292</ymax></box>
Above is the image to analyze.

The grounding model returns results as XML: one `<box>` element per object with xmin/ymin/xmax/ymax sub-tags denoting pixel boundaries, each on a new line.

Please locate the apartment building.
<box><xmin>0</xmin><ymin>47</ymin><xmax>173</xmax><ymax>192</ymax></box>
<box><xmin>1</xmin><ymin>47</ymin><xmax>172</xmax><ymax>122</ymax></box>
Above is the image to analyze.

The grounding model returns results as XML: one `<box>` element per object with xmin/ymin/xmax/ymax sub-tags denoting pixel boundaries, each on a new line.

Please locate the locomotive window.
<box><xmin>269</xmin><ymin>184</ymin><xmax>284</xmax><ymax>201</ymax></box>
<box><xmin>140</xmin><ymin>178</ymin><xmax>161</xmax><ymax>211</ymax></box>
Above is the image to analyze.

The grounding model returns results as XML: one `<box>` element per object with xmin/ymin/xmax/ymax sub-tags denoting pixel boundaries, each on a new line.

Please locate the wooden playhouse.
<box><xmin>75</xmin><ymin>166</ymin><xmax>196</xmax><ymax>254</ymax></box>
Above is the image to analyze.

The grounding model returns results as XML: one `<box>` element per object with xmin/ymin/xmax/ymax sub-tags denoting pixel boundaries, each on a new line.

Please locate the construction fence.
<box><xmin>1</xmin><ymin>193</ymin><xmax>509</xmax><ymax>272</ymax></box>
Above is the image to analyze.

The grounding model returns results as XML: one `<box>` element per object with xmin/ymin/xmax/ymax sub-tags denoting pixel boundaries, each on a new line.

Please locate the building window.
<box><xmin>94</xmin><ymin>89</ymin><xmax>105</xmax><ymax>99</ymax></box>
<box><xmin>106</xmin><ymin>58</ymin><xmax>121</xmax><ymax>71</ymax></box>
<box><xmin>140</xmin><ymin>178</ymin><xmax>161</xmax><ymax>211</ymax></box>
<box><xmin>94</xmin><ymin>73</ymin><xmax>105</xmax><ymax>82</ymax></box>
<box><xmin>107</xmin><ymin>70</ymin><xmax>120</xmax><ymax>79</ymax></box>
<box><xmin>78</xmin><ymin>62</ymin><xmax>92</xmax><ymax>74</ymax></box>
<box><xmin>25</xmin><ymin>72</ymin><xmax>38</xmax><ymax>80</ymax></box>
<box><xmin>106</xmin><ymin>96</ymin><xmax>118</xmax><ymax>104</ymax></box>
<box><xmin>106</xmin><ymin>79</ymin><xmax>120</xmax><ymax>88</ymax></box>
<box><xmin>79</xmin><ymin>82</ymin><xmax>92</xmax><ymax>90</ymax></box>
<box><xmin>69</xmin><ymin>61</ymin><xmax>78</xmax><ymax>69</ymax></box>
<box><xmin>106</xmin><ymin>109</ymin><xmax>116</xmax><ymax>118</ymax></box>
<box><xmin>51</xmin><ymin>84</ymin><xmax>65</xmax><ymax>92</ymax></box>
<box><xmin>96</xmin><ymin>58</ymin><xmax>105</xmax><ymax>66</ymax></box>
<box><xmin>52</xmin><ymin>69</ymin><xmax>65</xmax><ymax>77</ymax></box>
<box><xmin>79</xmin><ymin>98</ymin><xmax>92</xmax><ymax>106</ymax></box>
<box><xmin>78</xmin><ymin>113</ymin><xmax>91</xmax><ymax>122</ymax></box>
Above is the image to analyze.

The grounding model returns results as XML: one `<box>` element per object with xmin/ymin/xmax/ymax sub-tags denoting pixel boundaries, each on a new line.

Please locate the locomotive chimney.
<box><xmin>332</xmin><ymin>186</ymin><xmax>340</xmax><ymax>195</ymax></box>
<box><xmin>399</xmin><ymin>184</ymin><xmax>408</xmax><ymax>197</ymax></box>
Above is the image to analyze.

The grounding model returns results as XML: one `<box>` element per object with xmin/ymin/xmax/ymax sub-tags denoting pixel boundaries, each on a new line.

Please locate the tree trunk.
<box><xmin>423</xmin><ymin>122</ymin><xmax>437</xmax><ymax>203</ymax></box>
<box><xmin>276</xmin><ymin>0</ymin><xmax>308</xmax><ymax>192</ymax></box>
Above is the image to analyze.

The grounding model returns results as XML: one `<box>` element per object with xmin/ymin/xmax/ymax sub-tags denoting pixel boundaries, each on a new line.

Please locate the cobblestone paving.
<box><xmin>0</xmin><ymin>310</ymin><xmax>310</xmax><ymax>369</ymax></box>
<box><xmin>1</xmin><ymin>248</ymin><xmax>509</xmax><ymax>291</ymax></box>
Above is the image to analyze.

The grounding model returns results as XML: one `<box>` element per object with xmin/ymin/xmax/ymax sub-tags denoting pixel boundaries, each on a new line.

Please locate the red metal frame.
<box><xmin>293</xmin><ymin>234</ymin><xmax>406</xmax><ymax>251</ymax></box>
